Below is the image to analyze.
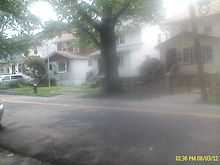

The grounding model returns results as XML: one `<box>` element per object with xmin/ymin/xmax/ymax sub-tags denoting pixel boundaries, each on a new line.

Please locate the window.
<box><xmin>58</xmin><ymin>62</ymin><xmax>67</xmax><ymax>73</ymax></box>
<box><xmin>201</xmin><ymin>46</ymin><xmax>213</xmax><ymax>64</ymax></box>
<box><xmin>49</xmin><ymin>64</ymin><xmax>53</xmax><ymax>70</ymax></box>
<box><xmin>177</xmin><ymin>51</ymin><xmax>182</xmax><ymax>64</ymax></box>
<box><xmin>183</xmin><ymin>48</ymin><xmax>193</xmax><ymax>64</ymax></box>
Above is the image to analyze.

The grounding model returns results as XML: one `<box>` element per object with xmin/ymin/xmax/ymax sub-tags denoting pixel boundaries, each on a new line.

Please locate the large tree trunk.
<box><xmin>100</xmin><ymin>22</ymin><xmax>121</xmax><ymax>93</ymax></box>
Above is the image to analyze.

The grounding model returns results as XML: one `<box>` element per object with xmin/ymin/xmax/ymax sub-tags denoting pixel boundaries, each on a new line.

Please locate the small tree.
<box><xmin>23</xmin><ymin>56</ymin><xmax>47</xmax><ymax>83</ymax></box>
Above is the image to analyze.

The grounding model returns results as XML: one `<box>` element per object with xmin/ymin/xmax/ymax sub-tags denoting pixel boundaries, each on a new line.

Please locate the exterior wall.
<box><xmin>160</xmin><ymin>36</ymin><xmax>220</xmax><ymax>75</ymax></box>
<box><xmin>118</xmin><ymin>44</ymin><xmax>148</xmax><ymax>77</ymax></box>
<box><xmin>88</xmin><ymin>26</ymin><xmax>159</xmax><ymax>78</ymax></box>
<box><xmin>0</xmin><ymin>63</ymin><xmax>23</xmax><ymax>75</ymax></box>
<box><xmin>0</xmin><ymin>64</ymin><xmax>10</xmax><ymax>75</ymax></box>
<box><xmin>89</xmin><ymin>43</ymin><xmax>148</xmax><ymax>78</ymax></box>
<box><xmin>88</xmin><ymin>55</ymin><xmax>99</xmax><ymax>75</ymax></box>
<box><xmin>165</xmin><ymin>15</ymin><xmax>220</xmax><ymax>40</ymax></box>
<box><xmin>70</xmin><ymin>60</ymin><xmax>88</xmax><ymax>85</ymax></box>
<box><xmin>49</xmin><ymin>56</ymin><xmax>89</xmax><ymax>85</ymax></box>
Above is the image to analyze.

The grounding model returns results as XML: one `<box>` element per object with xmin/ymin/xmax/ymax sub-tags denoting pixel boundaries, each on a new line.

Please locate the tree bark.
<box><xmin>100</xmin><ymin>22</ymin><xmax>121</xmax><ymax>93</ymax></box>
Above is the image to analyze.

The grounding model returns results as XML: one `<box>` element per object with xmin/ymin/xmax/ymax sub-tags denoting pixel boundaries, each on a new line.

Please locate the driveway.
<box><xmin>0</xmin><ymin>93</ymin><xmax>220</xmax><ymax>165</ymax></box>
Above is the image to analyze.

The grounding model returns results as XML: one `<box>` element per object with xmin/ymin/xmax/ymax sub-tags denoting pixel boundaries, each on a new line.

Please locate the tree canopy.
<box><xmin>0</xmin><ymin>0</ymin><xmax>40</xmax><ymax>60</ymax></box>
<box><xmin>43</xmin><ymin>0</ymin><xmax>162</xmax><ymax>92</ymax></box>
<box><xmin>44</xmin><ymin>0</ymin><xmax>162</xmax><ymax>47</ymax></box>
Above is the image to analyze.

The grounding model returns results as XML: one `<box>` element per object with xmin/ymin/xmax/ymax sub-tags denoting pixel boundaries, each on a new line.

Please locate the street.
<box><xmin>0</xmin><ymin>93</ymin><xmax>220</xmax><ymax>165</ymax></box>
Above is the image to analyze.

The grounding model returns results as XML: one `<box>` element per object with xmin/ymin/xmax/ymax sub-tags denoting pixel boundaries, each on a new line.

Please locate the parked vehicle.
<box><xmin>0</xmin><ymin>101</ymin><xmax>4</xmax><ymax>127</ymax></box>
<box><xmin>0</xmin><ymin>74</ymin><xmax>33</xmax><ymax>85</ymax></box>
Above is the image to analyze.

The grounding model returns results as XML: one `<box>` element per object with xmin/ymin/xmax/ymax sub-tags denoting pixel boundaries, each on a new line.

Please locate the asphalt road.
<box><xmin>0</xmin><ymin>94</ymin><xmax>220</xmax><ymax>165</ymax></box>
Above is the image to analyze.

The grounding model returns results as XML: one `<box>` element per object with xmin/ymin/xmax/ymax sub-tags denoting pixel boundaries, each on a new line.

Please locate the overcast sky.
<box><xmin>29</xmin><ymin>0</ymin><xmax>200</xmax><ymax>22</ymax></box>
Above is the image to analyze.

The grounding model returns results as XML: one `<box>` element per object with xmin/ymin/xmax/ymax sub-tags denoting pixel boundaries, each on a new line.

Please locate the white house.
<box><xmin>48</xmin><ymin>51</ymin><xmax>89</xmax><ymax>85</ymax></box>
<box><xmin>0</xmin><ymin>56</ymin><xmax>25</xmax><ymax>75</ymax></box>
<box><xmin>33</xmin><ymin>32</ymin><xmax>92</xmax><ymax>85</ymax></box>
<box><xmin>88</xmin><ymin>25</ymin><xmax>159</xmax><ymax>78</ymax></box>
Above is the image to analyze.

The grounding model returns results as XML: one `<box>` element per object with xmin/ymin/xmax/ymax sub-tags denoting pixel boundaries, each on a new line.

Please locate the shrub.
<box><xmin>139</xmin><ymin>57</ymin><xmax>163</xmax><ymax>82</ymax></box>
<box><xmin>0</xmin><ymin>80</ymin><xmax>32</xmax><ymax>89</ymax></box>
<box><xmin>23</xmin><ymin>56</ymin><xmax>47</xmax><ymax>83</ymax></box>
<box><xmin>38</xmin><ymin>78</ymin><xmax>57</xmax><ymax>87</ymax></box>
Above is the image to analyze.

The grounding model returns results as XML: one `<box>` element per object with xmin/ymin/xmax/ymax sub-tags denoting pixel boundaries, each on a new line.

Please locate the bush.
<box><xmin>23</xmin><ymin>56</ymin><xmax>47</xmax><ymax>83</ymax></box>
<box><xmin>139</xmin><ymin>57</ymin><xmax>163</xmax><ymax>82</ymax></box>
<box><xmin>38</xmin><ymin>78</ymin><xmax>57</xmax><ymax>87</ymax></box>
<box><xmin>0</xmin><ymin>80</ymin><xmax>32</xmax><ymax>89</ymax></box>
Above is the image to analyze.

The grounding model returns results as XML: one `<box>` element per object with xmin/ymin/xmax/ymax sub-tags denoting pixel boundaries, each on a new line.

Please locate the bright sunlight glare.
<box><xmin>29</xmin><ymin>1</ymin><xmax>57</xmax><ymax>23</ymax></box>
<box><xmin>29</xmin><ymin>0</ymin><xmax>200</xmax><ymax>22</ymax></box>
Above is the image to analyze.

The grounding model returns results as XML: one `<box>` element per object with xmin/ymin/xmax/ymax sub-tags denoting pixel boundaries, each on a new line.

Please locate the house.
<box><xmin>0</xmin><ymin>56</ymin><xmax>25</xmax><ymax>75</ymax></box>
<box><xmin>88</xmin><ymin>25</ymin><xmax>157</xmax><ymax>78</ymax></box>
<box><xmin>34</xmin><ymin>32</ymin><xmax>92</xmax><ymax>85</ymax></box>
<box><xmin>157</xmin><ymin>0</ymin><xmax>220</xmax><ymax>89</ymax></box>
<box><xmin>48</xmin><ymin>51</ymin><xmax>89</xmax><ymax>85</ymax></box>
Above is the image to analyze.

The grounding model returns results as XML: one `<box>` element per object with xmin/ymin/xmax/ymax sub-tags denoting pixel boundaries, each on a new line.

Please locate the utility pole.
<box><xmin>47</xmin><ymin>43</ymin><xmax>51</xmax><ymax>88</ymax></box>
<box><xmin>189</xmin><ymin>4</ymin><xmax>208</xmax><ymax>101</ymax></box>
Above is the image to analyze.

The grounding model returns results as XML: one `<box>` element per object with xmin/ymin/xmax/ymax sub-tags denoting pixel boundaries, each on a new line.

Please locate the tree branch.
<box><xmin>113</xmin><ymin>0</ymin><xmax>133</xmax><ymax>23</ymax></box>
<box><xmin>77</xmin><ymin>7</ymin><xmax>101</xmax><ymax>31</ymax></box>
<box><xmin>79</xmin><ymin>24</ymin><xmax>100</xmax><ymax>47</ymax></box>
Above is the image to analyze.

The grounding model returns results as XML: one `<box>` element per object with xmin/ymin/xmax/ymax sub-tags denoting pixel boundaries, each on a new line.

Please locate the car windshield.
<box><xmin>1</xmin><ymin>0</ymin><xmax>220</xmax><ymax>165</ymax></box>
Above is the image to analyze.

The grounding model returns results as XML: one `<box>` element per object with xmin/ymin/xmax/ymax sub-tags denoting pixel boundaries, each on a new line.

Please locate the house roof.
<box><xmin>156</xmin><ymin>31</ymin><xmax>220</xmax><ymax>49</ymax></box>
<box><xmin>55</xmin><ymin>33</ymin><xmax>75</xmax><ymax>43</ymax></box>
<box><xmin>49</xmin><ymin>51</ymin><xmax>88</xmax><ymax>60</ymax></box>
<box><xmin>88</xmin><ymin>42</ymin><xmax>144</xmax><ymax>57</ymax></box>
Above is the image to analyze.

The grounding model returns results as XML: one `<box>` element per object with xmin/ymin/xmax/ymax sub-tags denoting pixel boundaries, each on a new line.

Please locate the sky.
<box><xmin>29</xmin><ymin>0</ymin><xmax>200</xmax><ymax>22</ymax></box>
<box><xmin>164</xmin><ymin>0</ymin><xmax>199</xmax><ymax>18</ymax></box>
<box><xmin>29</xmin><ymin>1</ymin><xmax>57</xmax><ymax>22</ymax></box>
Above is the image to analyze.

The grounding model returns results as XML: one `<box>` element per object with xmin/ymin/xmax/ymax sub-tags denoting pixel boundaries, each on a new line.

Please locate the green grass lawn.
<box><xmin>209</xmin><ymin>95</ymin><xmax>220</xmax><ymax>105</ymax></box>
<box><xmin>10</xmin><ymin>85</ymin><xmax>99</xmax><ymax>97</ymax></box>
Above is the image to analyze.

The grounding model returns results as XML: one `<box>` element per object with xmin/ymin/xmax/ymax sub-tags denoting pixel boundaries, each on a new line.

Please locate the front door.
<box><xmin>166</xmin><ymin>48</ymin><xmax>177</xmax><ymax>72</ymax></box>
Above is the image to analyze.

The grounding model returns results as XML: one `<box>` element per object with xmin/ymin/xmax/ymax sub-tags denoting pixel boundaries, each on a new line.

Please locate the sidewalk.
<box><xmin>0</xmin><ymin>148</ymin><xmax>51</xmax><ymax>165</ymax></box>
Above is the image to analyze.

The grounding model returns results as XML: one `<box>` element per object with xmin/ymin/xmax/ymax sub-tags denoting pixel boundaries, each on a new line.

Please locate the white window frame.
<box><xmin>201</xmin><ymin>46</ymin><xmax>213</xmax><ymax>64</ymax></box>
<box><xmin>182</xmin><ymin>47</ymin><xmax>193</xmax><ymax>65</ymax></box>
<box><xmin>58</xmin><ymin>61</ymin><xmax>67</xmax><ymax>73</ymax></box>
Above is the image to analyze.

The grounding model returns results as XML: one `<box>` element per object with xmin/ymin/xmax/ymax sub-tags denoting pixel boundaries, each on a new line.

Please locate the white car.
<box><xmin>0</xmin><ymin>101</ymin><xmax>4</xmax><ymax>127</ymax></box>
<box><xmin>0</xmin><ymin>74</ymin><xmax>33</xmax><ymax>84</ymax></box>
